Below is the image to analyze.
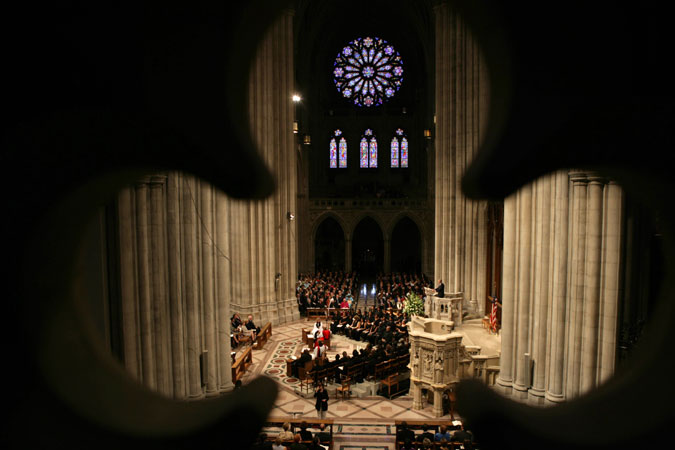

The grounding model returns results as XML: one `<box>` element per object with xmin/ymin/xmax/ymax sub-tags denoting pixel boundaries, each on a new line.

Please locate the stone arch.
<box><xmin>313</xmin><ymin>215</ymin><xmax>346</xmax><ymax>272</ymax></box>
<box><xmin>310</xmin><ymin>212</ymin><xmax>348</xmax><ymax>273</ymax></box>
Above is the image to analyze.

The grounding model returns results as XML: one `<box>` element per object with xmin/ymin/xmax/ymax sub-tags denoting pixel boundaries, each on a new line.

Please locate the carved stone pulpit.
<box><xmin>407</xmin><ymin>316</ymin><xmax>463</xmax><ymax>417</ymax></box>
<box><xmin>424</xmin><ymin>289</ymin><xmax>464</xmax><ymax>325</ymax></box>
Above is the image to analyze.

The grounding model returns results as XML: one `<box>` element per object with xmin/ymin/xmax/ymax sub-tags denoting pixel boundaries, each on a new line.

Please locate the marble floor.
<box><xmin>234</xmin><ymin>316</ymin><xmax>500</xmax><ymax>449</ymax></box>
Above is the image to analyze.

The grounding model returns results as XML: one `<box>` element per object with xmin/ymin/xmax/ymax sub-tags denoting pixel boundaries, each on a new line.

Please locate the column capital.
<box><xmin>568</xmin><ymin>171</ymin><xmax>588</xmax><ymax>183</ymax></box>
<box><xmin>585</xmin><ymin>171</ymin><xmax>607</xmax><ymax>185</ymax></box>
<box><xmin>148</xmin><ymin>175</ymin><xmax>168</xmax><ymax>186</ymax></box>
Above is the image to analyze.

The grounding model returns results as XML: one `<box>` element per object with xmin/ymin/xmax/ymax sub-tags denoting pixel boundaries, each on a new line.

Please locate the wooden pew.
<box><xmin>265</xmin><ymin>418</ymin><xmax>335</xmax><ymax>450</ymax></box>
<box><xmin>253</xmin><ymin>322</ymin><xmax>272</xmax><ymax>350</ymax></box>
<box><xmin>306</xmin><ymin>307</ymin><xmax>332</xmax><ymax>320</ymax></box>
<box><xmin>231</xmin><ymin>346</ymin><xmax>253</xmax><ymax>384</ymax></box>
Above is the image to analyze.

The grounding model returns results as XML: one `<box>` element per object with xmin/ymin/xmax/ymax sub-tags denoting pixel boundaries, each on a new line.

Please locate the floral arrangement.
<box><xmin>403</xmin><ymin>291</ymin><xmax>425</xmax><ymax>317</ymax></box>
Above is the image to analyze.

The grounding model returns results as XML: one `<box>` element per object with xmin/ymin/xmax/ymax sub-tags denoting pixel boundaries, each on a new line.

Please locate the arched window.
<box><xmin>360</xmin><ymin>129</ymin><xmax>377</xmax><ymax>168</ymax></box>
<box><xmin>330</xmin><ymin>129</ymin><xmax>347</xmax><ymax>168</ymax></box>
<box><xmin>391</xmin><ymin>128</ymin><xmax>408</xmax><ymax>168</ymax></box>
<box><xmin>339</xmin><ymin>136</ymin><xmax>348</xmax><ymax>168</ymax></box>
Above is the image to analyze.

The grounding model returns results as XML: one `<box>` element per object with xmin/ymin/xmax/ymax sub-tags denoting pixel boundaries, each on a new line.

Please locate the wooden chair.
<box><xmin>299</xmin><ymin>366</ymin><xmax>315</xmax><ymax>394</ymax></box>
<box><xmin>313</xmin><ymin>365</ymin><xmax>330</xmax><ymax>387</ymax></box>
<box><xmin>297</xmin><ymin>360</ymin><xmax>314</xmax><ymax>381</ymax></box>
<box><xmin>335</xmin><ymin>376</ymin><xmax>351</xmax><ymax>400</ymax></box>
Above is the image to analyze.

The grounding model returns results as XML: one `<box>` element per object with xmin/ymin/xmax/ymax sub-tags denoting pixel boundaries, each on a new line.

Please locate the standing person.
<box><xmin>314</xmin><ymin>383</ymin><xmax>329</xmax><ymax>419</ymax></box>
<box><xmin>435</xmin><ymin>279</ymin><xmax>445</xmax><ymax>298</ymax></box>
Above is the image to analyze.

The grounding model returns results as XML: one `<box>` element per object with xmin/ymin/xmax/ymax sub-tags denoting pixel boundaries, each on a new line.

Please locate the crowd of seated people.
<box><xmin>296</xmin><ymin>271</ymin><xmax>358</xmax><ymax>315</ymax></box>
<box><xmin>375</xmin><ymin>272</ymin><xmax>432</xmax><ymax>309</ymax></box>
<box><xmin>396</xmin><ymin>422</ymin><xmax>475</xmax><ymax>450</ymax></box>
<box><xmin>331</xmin><ymin>306</ymin><xmax>409</xmax><ymax>345</ymax></box>
<box><xmin>328</xmin><ymin>306</ymin><xmax>410</xmax><ymax>381</ymax></box>
<box><xmin>251</xmin><ymin>422</ymin><xmax>332</xmax><ymax>450</ymax></box>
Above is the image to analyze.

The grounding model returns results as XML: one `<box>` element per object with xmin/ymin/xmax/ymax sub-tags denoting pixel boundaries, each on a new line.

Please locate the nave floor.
<box><xmin>234</xmin><ymin>317</ymin><xmax>500</xmax><ymax>449</ymax></box>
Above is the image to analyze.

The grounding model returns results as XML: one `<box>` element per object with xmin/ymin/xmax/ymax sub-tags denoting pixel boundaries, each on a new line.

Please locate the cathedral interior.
<box><xmin>3</xmin><ymin>1</ymin><xmax>675</xmax><ymax>449</ymax></box>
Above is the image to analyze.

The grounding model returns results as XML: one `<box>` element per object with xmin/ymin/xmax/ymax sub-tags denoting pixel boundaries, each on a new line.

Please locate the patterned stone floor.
<box><xmin>235</xmin><ymin>316</ymin><xmax>500</xmax><ymax>448</ymax></box>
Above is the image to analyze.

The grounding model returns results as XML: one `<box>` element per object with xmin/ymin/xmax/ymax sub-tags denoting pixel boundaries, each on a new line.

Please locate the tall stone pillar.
<box><xmin>149</xmin><ymin>175</ymin><xmax>170</xmax><ymax>396</ymax></box>
<box><xmin>215</xmin><ymin>191</ymin><xmax>234</xmax><ymax>393</ymax></box>
<box><xmin>200</xmin><ymin>180</ymin><xmax>218</xmax><ymax>397</ymax></box>
<box><xmin>580</xmin><ymin>175</ymin><xmax>604</xmax><ymax>394</ymax></box>
<box><xmin>182</xmin><ymin>175</ymin><xmax>204</xmax><ymax>399</ymax></box>
<box><xmin>166</xmin><ymin>173</ymin><xmax>187</xmax><ymax>399</ymax></box>
<box><xmin>598</xmin><ymin>181</ymin><xmax>622</xmax><ymax>383</ymax></box>
<box><xmin>384</xmin><ymin>238</ymin><xmax>391</xmax><ymax>273</ymax></box>
<box><xmin>566</xmin><ymin>171</ymin><xmax>588</xmax><ymax>398</ymax></box>
<box><xmin>545</xmin><ymin>171</ymin><xmax>569</xmax><ymax>405</ymax></box>
<box><xmin>496</xmin><ymin>193</ymin><xmax>517</xmax><ymax>395</ymax></box>
<box><xmin>135</xmin><ymin>180</ymin><xmax>156</xmax><ymax>391</ymax></box>
<box><xmin>118</xmin><ymin>187</ymin><xmax>140</xmax><ymax>380</ymax></box>
<box><xmin>530</xmin><ymin>175</ymin><xmax>553</xmax><ymax>405</ymax></box>
<box><xmin>513</xmin><ymin>184</ymin><xmax>532</xmax><ymax>399</ymax></box>
<box><xmin>433</xmin><ymin>0</ymin><xmax>489</xmax><ymax>310</ymax></box>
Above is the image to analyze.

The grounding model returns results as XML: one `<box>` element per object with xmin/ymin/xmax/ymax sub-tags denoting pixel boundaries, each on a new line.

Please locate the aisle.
<box><xmin>358</xmin><ymin>281</ymin><xmax>377</xmax><ymax>310</ymax></box>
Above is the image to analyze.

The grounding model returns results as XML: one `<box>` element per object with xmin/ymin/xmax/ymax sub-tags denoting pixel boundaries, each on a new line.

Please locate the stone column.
<box><xmin>118</xmin><ymin>187</ymin><xmax>140</xmax><ymax>380</ymax></box>
<box><xmin>244</xmin><ymin>8</ymin><xmax>297</xmax><ymax>325</ymax></box>
<box><xmin>496</xmin><ymin>193</ymin><xmax>517</xmax><ymax>395</ymax></box>
<box><xmin>433</xmin><ymin>0</ymin><xmax>488</xmax><ymax>307</ymax></box>
<box><xmin>412</xmin><ymin>381</ymin><xmax>423</xmax><ymax>410</ymax></box>
<box><xmin>135</xmin><ymin>180</ymin><xmax>156</xmax><ymax>390</ymax></box>
<box><xmin>182</xmin><ymin>175</ymin><xmax>204</xmax><ymax>399</ymax></box>
<box><xmin>200</xmin><ymin>180</ymin><xmax>218</xmax><ymax>397</ymax></box>
<box><xmin>215</xmin><ymin>191</ymin><xmax>234</xmax><ymax>393</ymax></box>
<box><xmin>433</xmin><ymin>389</ymin><xmax>444</xmax><ymax>417</ymax></box>
<box><xmin>149</xmin><ymin>175</ymin><xmax>170</xmax><ymax>397</ymax></box>
<box><xmin>545</xmin><ymin>171</ymin><xmax>569</xmax><ymax>405</ymax></box>
<box><xmin>598</xmin><ymin>181</ymin><xmax>622</xmax><ymax>383</ymax></box>
<box><xmin>566</xmin><ymin>171</ymin><xmax>588</xmax><ymax>398</ymax></box>
<box><xmin>166</xmin><ymin>172</ymin><xmax>186</xmax><ymax>399</ymax></box>
<box><xmin>384</xmin><ymin>238</ymin><xmax>391</xmax><ymax>273</ymax></box>
<box><xmin>513</xmin><ymin>184</ymin><xmax>532</xmax><ymax>400</ymax></box>
<box><xmin>530</xmin><ymin>175</ymin><xmax>553</xmax><ymax>405</ymax></box>
<box><xmin>579</xmin><ymin>175</ymin><xmax>604</xmax><ymax>394</ymax></box>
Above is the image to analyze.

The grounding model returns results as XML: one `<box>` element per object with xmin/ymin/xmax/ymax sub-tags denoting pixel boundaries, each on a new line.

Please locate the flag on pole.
<box><xmin>489</xmin><ymin>298</ymin><xmax>498</xmax><ymax>333</ymax></box>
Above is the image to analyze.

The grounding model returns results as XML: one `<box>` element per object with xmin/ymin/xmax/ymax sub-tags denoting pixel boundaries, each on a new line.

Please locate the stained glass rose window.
<box><xmin>333</xmin><ymin>37</ymin><xmax>404</xmax><ymax>107</ymax></box>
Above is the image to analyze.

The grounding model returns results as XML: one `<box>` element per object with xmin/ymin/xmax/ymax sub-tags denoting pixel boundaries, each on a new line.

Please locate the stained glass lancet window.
<box><xmin>401</xmin><ymin>136</ymin><xmax>409</xmax><ymax>168</ymax></box>
<box><xmin>369</xmin><ymin>136</ymin><xmax>378</xmax><ymax>168</ymax></box>
<box><xmin>360</xmin><ymin>129</ymin><xmax>377</xmax><ymax>168</ymax></box>
<box><xmin>391</xmin><ymin>128</ymin><xmax>408</xmax><ymax>168</ymax></box>
<box><xmin>391</xmin><ymin>137</ymin><xmax>399</xmax><ymax>168</ymax></box>
<box><xmin>330</xmin><ymin>129</ymin><xmax>348</xmax><ymax>168</ymax></box>
<box><xmin>333</xmin><ymin>37</ymin><xmax>404</xmax><ymax>107</ymax></box>
<box><xmin>330</xmin><ymin>136</ymin><xmax>338</xmax><ymax>168</ymax></box>
<box><xmin>339</xmin><ymin>136</ymin><xmax>347</xmax><ymax>168</ymax></box>
<box><xmin>360</xmin><ymin>137</ymin><xmax>369</xmax><ymax>168</ymax></box>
